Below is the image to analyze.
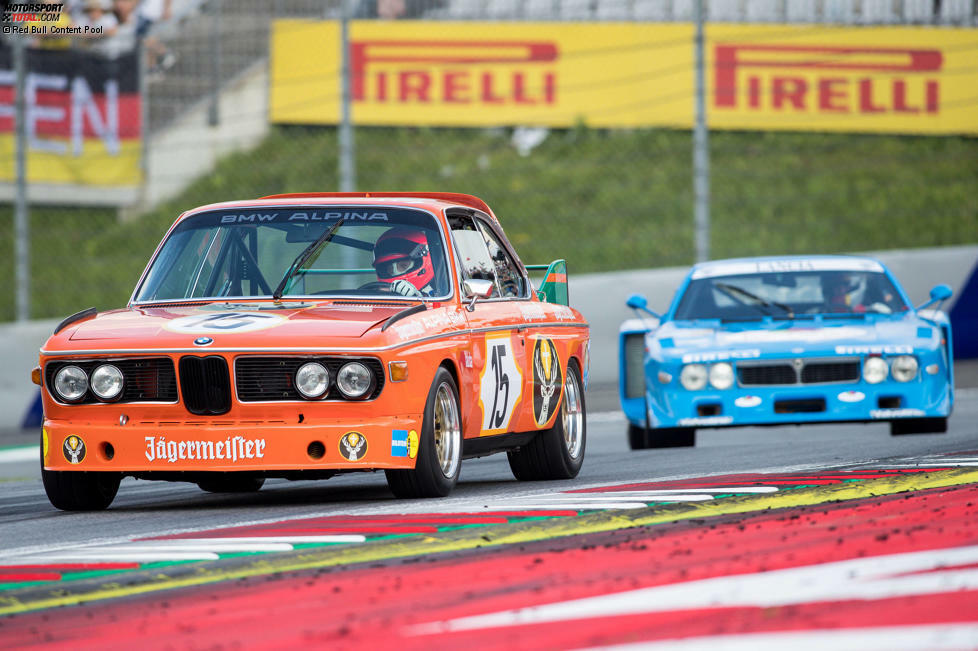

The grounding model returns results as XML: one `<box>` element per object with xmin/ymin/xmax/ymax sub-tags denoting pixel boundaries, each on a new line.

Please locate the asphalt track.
<box><xmin>1</xmin><ymin>390</ymin><xmax>977</xmax><ymax>648</ymax></box>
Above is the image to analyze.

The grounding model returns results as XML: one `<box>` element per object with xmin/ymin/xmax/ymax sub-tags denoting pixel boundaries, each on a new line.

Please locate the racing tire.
<box><xmin>386</xmin><ymin>367</ymin><xmax>462</xmax><ymax>498</ymax></box>
<box><xmin>197</xmin><ymin>474</ymin><xmax>266</xmax><ymax>493</ymax></box>
<box><xmin>508</xmin><ymin>360</ymin><xmax>586</xmax><ymax>481</ymax></box>
<box><xmin>649</xmin><ymin>427</ymin><xmax>696</xmax><ymax>448</ymax></box>
<box><xmin>890</xmin><ymin>417</ymin><xmax>948</xmax><ymax>436</ymax></box>
<box><xmin>42</xmin><ymin>469</ymin><xmax>121</xmax><ymax>511</ymax></box>
<box><xmin>628</xmin><ymin>423</ymin><xmax>651</xmax><ymax>450</ymax></box>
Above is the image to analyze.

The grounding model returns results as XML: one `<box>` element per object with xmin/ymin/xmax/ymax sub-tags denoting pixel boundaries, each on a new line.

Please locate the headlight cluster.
<box><xmin>294</xmin><ymin>361</ymin><xmax>375</xmax><ymax>400</ymax></box>
<box><xmin>53</xmin><ymin>364</ymin><xmax>123</xmax><ymax>402</ymax></box>
<box><xmin>862</xmin><ymin>355</ymin><xmax>918</xmax><ymax>384</ymax></box>
<box><xmin>680</xmin><ymin>362</ymin><xmax>734</xmax><ymax>390</ymax></box>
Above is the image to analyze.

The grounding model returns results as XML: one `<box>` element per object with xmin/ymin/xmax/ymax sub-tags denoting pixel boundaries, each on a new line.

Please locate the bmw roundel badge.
<box><xmin>193</xmin><ymin>337</ymin><xmax>214</xmax><ymax>346</ymax></box>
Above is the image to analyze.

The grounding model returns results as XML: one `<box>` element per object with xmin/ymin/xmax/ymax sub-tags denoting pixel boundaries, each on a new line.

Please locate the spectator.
<box><xmin>30</xmin><ymin>5</ymin><xmax>75</xmax><ymax>49</ymax></box>
<box><xmin>77</xmin><ymin>0</ymin><xmax>119</xmax><ymax>41</ymax></box>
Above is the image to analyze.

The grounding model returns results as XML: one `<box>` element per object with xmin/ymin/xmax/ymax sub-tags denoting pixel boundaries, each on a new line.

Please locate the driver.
<box><xmin>372</xmin><ymin>227</ymin><xmax>436</xmax><ymax>297</ymax></box>
<box><xmin>822</xmin><ymin>272</ymin><xmax>862</xmax><ymax>313</ymax></box>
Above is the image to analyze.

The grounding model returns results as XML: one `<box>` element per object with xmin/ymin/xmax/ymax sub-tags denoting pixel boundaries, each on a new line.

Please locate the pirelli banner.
<box><xmin>270</xmin><ymin>20</ymin><xmax>978</xmax><ymax>135</ymax></box>
<box><xmin>0</xmin><ymin>45</ymin><xmax>142</xmax><ymax>190</ymax></box>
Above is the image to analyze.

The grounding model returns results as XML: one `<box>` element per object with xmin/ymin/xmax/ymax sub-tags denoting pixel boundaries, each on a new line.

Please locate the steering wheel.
<box><xmin>357</xmin><ymin>281</ymin><xmax>393</xmax><ymax>293</ymax></box>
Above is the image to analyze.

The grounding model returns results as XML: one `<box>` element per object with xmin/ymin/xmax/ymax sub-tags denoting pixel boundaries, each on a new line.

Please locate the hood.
<box><xmin>65</xmin><ymin>301</ymin><xmax>407</xmax><ymax>346</ymax></box>
<box><xmin>653</xmin><ymin>315</ymin><xmax>934</xmax><ymax>362</ymax></box>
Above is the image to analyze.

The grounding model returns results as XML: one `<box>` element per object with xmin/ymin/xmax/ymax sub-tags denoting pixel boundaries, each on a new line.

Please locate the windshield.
<box><xmin>134</xmin><ymin>207</ymin><xmax>451</xmax><ymax>302</ymax></box>
<box><xmin>674</xmin><ymin>270</ymin><xmax>909</xmax><ymax>321</ymax></box>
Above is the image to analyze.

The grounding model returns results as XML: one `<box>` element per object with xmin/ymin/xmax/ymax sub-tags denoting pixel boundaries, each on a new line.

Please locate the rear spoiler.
<box><xmin>258</xmin><ymin>192</ymin><xmax>494</xmax><ymax>216</ymax></box>
<box><xmin>526</xmin><ymin>260</ymin><xmax>568</xmax><ymax>306</ymax></box>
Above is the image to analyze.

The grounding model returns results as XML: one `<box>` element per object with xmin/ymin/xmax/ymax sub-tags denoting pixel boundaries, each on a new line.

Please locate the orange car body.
<box><xmin>38</xmin><ymin>193</ymin><xmax>589</xmax><ymax>479</ymax></box>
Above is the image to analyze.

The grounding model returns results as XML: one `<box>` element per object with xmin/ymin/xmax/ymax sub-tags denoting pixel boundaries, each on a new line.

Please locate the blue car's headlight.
<box><xmin>680</xmin><ymin>364</ymin><xmax>708</xmax><ymax>390</ymax></box>
<box><xmin>891</xmin><ymin>355</ymin><xmax>918</xmax><ymax>383</ymax></box>
<box><xmin>709</xmin><ymin>363</ymin><xmax>734</xmax><ymax>390</ymax></box>
<box><xmin>863</xmin><ymin>357</ymin><xmax>888</xmax><ymax>384</ymax></box>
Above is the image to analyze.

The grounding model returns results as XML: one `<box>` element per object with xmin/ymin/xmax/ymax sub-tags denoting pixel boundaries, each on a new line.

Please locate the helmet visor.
<box><xmin>373</xmin><ymin>241</ymin><xmax>427</xmax><ymax>279</ymax></box>
<box><xmin>375</xmin><ymin>255</ymin><xmax>422</xmax><ymax>279</ymax></box>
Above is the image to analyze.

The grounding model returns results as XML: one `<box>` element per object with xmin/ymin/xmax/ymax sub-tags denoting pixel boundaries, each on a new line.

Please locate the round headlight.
<box><xmin>54</xmin><ymin>365</ymin><xmax>89</xmax><ymax>402</ymax></box>
<box><xmin>863</xmin><ymin>357</ymin><xmax>888</xmax><ymax>384</ymax></box>
<box><xmin>91</xmin><ymin>364</ymin><xmax>124</xmax><ymax>400</ymax></box>
<box><xmin>336</xmin><ymin>362</ymin><xmax>373</xmax><ymax>398</ymax></box>
<box><xmin>709</xmin><ymin>362</ymin><xmax>734</xmax><ymax>390</ymax></box>
<box><xmin>891</xmin><ymin>355</ymin><xmax>918</xmax><ymax>383</ymax></box>
<box><xmin>295</xmin><ymin>362</ymin><xmax>329</xmax><ymax>399</ymax></box>
<box><xmin>680</xmin><ymin>364</ymin><xmax>708</xmax><ymax>391</ymax></box>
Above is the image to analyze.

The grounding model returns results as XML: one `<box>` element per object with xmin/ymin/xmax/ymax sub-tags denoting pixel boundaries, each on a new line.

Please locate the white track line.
<box><xmin>133</xmin><ymin>535</ymin><xmax>366</xmax><ymax>545</ymax></box>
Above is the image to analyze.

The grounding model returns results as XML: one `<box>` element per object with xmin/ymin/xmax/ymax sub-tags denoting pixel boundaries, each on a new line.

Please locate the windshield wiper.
<box><xmin>273</xmin><ymin>218</ymin><xmax>345</xmax><ymax>300</ymax></box>
<box><xmin>714</xmin><ymin>282</ymin><xmax>794</xmax><ymax>318</ymax></box>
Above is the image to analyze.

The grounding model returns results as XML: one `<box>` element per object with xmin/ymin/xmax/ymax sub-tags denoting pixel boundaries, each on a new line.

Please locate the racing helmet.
<box><xmin>822</xmin><ymin>272</ymin><xmax>854</xmax><ymax>307</ymax></box>
<box><xmin>372</xmin><ymin>227</ymin><xmax>434</xmax><ymax>291</ymax></box>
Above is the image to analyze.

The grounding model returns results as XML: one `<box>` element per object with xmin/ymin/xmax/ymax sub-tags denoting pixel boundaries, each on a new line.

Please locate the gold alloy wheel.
<box><xmin>433</xmin><ymin>381</ymin><xmax>461</xmax><ymax>478</ymax></box>
<box><xmin>562</xmin><ymin>369</ymin><xmax>584</xmax><ymax>460</ymax></box>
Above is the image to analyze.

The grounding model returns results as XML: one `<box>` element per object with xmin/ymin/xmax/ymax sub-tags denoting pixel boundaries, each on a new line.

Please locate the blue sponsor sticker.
<box><xmin>391</xmin><ymin>429</ymin><xmax>409</xmax><ymax>457</ymax></box>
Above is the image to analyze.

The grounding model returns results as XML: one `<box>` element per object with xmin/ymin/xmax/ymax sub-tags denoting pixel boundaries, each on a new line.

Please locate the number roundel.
<box><xmin>478</xmin><ymin>334</ymin><xmax>522</xmax><ymax>433</ymax></box>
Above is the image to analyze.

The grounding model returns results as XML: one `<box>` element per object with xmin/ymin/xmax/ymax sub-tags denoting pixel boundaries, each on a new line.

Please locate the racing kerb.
<box><xmin>2</xmin><ymin>245</ymin><xmax>976</xmax><ymax>433</ymax></box>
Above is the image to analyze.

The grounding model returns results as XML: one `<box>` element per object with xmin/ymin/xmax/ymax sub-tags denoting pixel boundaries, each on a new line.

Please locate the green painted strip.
<box><xmin>2</xmin><ymin>468</ymin><xmax>976</xmax><ymax>617</ymax></box>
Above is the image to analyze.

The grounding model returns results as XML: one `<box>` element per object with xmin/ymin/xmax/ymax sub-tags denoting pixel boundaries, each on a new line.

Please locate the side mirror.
<box><xmin>626</xmin><ymin>294</ymin><xmax>648</xmax><ymax>310</ymax></box>
<box><xmin>916</xmin><ymin>283</ymin><xmax>953</xmax><ymax>311</ymax></box>
<box><xmin>930</xmin><ymin>284</ymin><xmax>953</xmax><ymax>302</ymax></box>
<box><xmin>463</xmin><ymin>278</ymin><xmax>494</xmax><ymax>312</ymax></box>
<box><xmin>626</xmin><ymin>293</ymin><xmax>661</xmax><ymax>319</ymax></box>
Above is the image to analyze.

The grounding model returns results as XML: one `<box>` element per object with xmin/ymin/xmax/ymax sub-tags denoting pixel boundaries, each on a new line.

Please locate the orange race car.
<box><xmin>34</xmin><ymin>193</ymin><xmax>590</xmax><ymax>510</ymax></box>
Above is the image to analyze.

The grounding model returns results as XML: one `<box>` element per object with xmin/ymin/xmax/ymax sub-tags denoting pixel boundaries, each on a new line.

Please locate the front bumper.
<box><xmin>42</xmin><ymin>414</ymin><xmax>423</xmax><ymax>472</ymax></box>
<box><xmin>622</xmin><ymin>378</ymin><xmax>952</xmax><ymax>430</ymax></box>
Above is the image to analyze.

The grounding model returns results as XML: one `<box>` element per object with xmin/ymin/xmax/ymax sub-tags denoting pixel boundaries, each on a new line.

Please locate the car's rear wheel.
<box><xmin>508</xmin><ymin>360</ymin><xmax>586</xmax><ymax>481</ymax></box>
<box><xmin>197</xmin><ymin>474</ymin><xmax>265</xmax><ymax>493</ymax></box>
<box><xmin>386</xmin><ymin>367</ymin><xmax>461</xmax><ymax>498</ymax></box>
<box><xmin>42</xmin><ymin>469</ymin><xmax>121</xmax><ymax>511</ymax></box>
<box><xmin>890</xmin><ymin>417</ymin><xmax>947</xmax><ymax>436</ymax></box>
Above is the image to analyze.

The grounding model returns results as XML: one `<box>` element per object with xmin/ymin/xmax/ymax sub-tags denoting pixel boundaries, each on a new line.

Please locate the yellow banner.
<box><xmin>0</xmin><ymin>136</ymin><xmax>142</xmax><ymax>187</ymax></box>
<box><xmin>270</xmin><ymin>20</ymin><xmax>978</xmax><ymax>135</ymax></box>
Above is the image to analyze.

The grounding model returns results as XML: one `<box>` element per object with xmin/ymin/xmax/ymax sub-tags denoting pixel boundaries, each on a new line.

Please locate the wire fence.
<box><xmin>0</xmin><ymin>0</ymin><xmax>976</xmax><ymax>321</ymax></box>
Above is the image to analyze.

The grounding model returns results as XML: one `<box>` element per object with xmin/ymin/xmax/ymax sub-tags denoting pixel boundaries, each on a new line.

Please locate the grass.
<box><xmin>0</xmin><ymin>125</ymin><xmax>975</xmax><ymax>321</ymax></box>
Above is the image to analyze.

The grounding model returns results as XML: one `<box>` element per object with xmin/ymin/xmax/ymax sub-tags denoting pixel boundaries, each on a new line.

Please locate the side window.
<box><xmin>476</xmin><ymin>220</ymin><xmax>525</xmax><ymax>298</ymax></box>
<box><xmin>449</xmin><ymin>214</ymin><xmax>498</xmax><ymax>295</ymax></box>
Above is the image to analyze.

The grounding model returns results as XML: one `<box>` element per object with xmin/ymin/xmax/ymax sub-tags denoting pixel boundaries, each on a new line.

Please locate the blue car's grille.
<box><xmin>738</xmin><ymin>359</ymin><xmax>860</xmax><ymax>386</ymax></box>
<box><xmin>801</xmin><ymin>361</ymin><xmax>860</xmax><ymax>384</ymax></box>
<box><xmin>739</xmin><ymin>364</ymin><xmax>796</xmax><ymax>385</ymax></box>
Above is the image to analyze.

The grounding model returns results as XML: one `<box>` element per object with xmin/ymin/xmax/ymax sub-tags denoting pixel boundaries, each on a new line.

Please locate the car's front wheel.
<box><xmin>508</xmin><ymin>360</ymin><xmax>586</xmax><ymax>480</ymax></box>
<box><xmin>628</xmin><ymin>423</ymin><xmax>695</xmax><ymax>449</ymax></box>
<box><xmin>42</xmin><ymin>469</ymin><xmax>121</xmax><ymax>511</ymax></box>
<box><xmin>386</xmin><ymin>367</ymin><xmax>462</xmax><ymax>498</ymax></box>
<box><xmin>890</xmin><ymin>417</ymin><xmax>947</xmax><ymax>436</ymax></box>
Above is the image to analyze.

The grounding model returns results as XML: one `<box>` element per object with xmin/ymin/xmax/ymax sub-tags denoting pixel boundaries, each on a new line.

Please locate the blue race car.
<box><xmin>619</xmin><ymin>256</ymin><xmax>954</xmax><ymax>449</ymax></box>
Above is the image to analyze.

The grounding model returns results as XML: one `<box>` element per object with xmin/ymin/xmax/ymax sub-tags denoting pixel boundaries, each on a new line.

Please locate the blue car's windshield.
<box><xmin>134</xmin><ymin>207</ymin><xmax>451</xmax><ymax>302</ymax></box>
<box><xmin>675</xmin><ymin>270</ymin><xmax>908</xmax><ymax>321</ymax></box>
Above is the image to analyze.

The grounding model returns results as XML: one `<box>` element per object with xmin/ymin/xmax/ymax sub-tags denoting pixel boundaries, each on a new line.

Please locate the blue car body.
<box><xmin>619</xmin><ymin>256</ymin><xmax>954</xmax><ymax>447</ymax></box>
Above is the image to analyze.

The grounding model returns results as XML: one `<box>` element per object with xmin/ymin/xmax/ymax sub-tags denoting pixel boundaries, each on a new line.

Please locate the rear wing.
<box><xmin>526</xmin><ymin>260</ymin><xmax>568</xmax><ymax>306</ymax></box>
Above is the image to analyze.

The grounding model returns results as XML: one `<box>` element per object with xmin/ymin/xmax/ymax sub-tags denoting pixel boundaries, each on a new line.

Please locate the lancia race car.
<box><xmin>619</xmin><ymin>256</ymin><xmax>953</xmax><ymax>449</ymax></box>
<box><xmin>35</xmin><ymin>192</ymin><xmax>589</xmax><ymax>510</ymax></box>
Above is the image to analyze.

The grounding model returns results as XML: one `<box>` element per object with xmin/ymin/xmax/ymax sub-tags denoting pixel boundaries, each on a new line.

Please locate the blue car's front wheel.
<box><xmin>628</xmin><ymin>422</ymin><xmax>695</xmax><ymax>449</ymax></box>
